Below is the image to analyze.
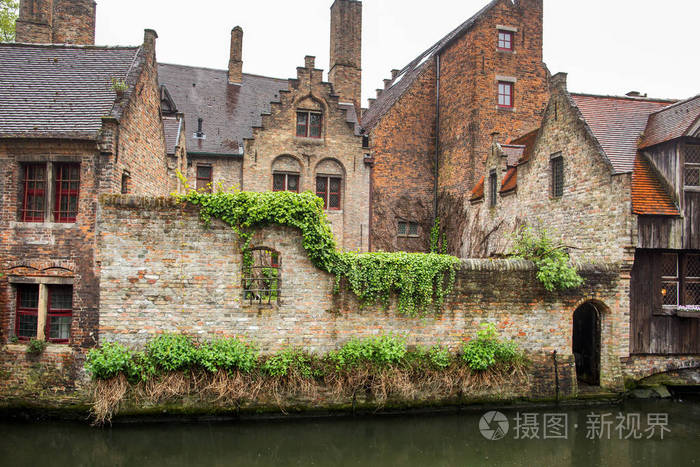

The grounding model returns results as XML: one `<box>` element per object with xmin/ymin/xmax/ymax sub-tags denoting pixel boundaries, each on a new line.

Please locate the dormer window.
<box><xmin>498</xmin><ymin>30</ymin><xmax>513</xmax><ymax>51</ymax></box>
<box><xmin>296</xmin><ymin>111</ymin><xmax>322</xmax><ymax>138</ymax></box>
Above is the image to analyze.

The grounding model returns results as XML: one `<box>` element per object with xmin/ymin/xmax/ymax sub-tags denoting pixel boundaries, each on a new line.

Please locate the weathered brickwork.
<box><xmin>328</xmin><ymin>0</ymin><xmax>362</xmax><ymax>109</ymax></box>
<box><xmin>186</xmin><ymin>156</ymin><xmax>242</xmax><ymax>192</ymax></box>
<box><xmin>15</xmin><ymin>0</ymin><xmax>96</xmax><ymax>45</ymax></box>
<box><xmin>242</xmin><ymin>58</ymin><xmax>370</xmax><ymax>251</ymax></box>
<box><xmin>97</xmin><ymin>195</ymin><xmax>634</xmax><ymax>388</ymax></box>
<box><xmin>368</xmin><ymin>65</ymin><xmax>436</xmax><ymax>252</ymax></box>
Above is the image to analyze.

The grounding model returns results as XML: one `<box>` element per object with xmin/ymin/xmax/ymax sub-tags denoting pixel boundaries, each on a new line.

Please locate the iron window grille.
<box><xmin>196</xmin><ymin>165</ymin><xmax>212</xmax><ymax>193</ymax></box>
<box><xmin>497</xmin><ymin>30</ymin><xmax>513</xmax><ymax>51</ymax></box>
<box><xmin>397</xmin><ymin>221</ymin><xmax>419</xmax><ymax>238</ymax></box>
<box><xmin>489</xmin><ymin>169</ymin><xmax>498</xmax><ymax>207</ymax></box>
<box><xmin>551</xmin><ymin>155</ymin><xmax>564</xmax><ymax>198</ymax></box>
<box><xmin>54</xmin><ymin>164</ymin><xmax>80</xmax><ymax>222</ymax></box>
<box><xmin>21</xmin><ymin>164</ymin><xmax>46</xmax><ymax>222</ymax></box>
<box><xmin>316</xmin><ymin>176</ymin><xmax>341</xmax><ymax>210</ymax></box>
<box><xmin>296</xmin><ymin>111</ymin><xmax>322</xmax><ymax>138</ymax></box>
<box><xmin>661</xmin><ymin>252</ymin><xmax>700</xmax><ymax>308</ymax></box>
<box><xmin>243</xmin><ymin>248</ymin><xmax>280</xmax><ymax>305</ymax></box>
<box><xmin>273</xmin><ymin>172</ymin><xmax>300</xmax><ymax>192</ymax></box>
<box><xmin>684</xmin><ymin>144</ymin><xmax>700</xmax><ymax>188</ymax></box>
<box><xmin>498</xmin><ymin>81</ymin><xmax>513</xmax><ymax>108</ymax></box>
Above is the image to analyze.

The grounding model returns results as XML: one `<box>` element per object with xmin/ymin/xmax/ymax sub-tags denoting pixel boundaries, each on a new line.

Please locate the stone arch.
<box><xmin>271</xmin><ymin>154</ymin><xmax>302</xmax><ymax>173</ymax></box>
<box><xmin>572</xmin><ymin>299</ymin><xmax>611</xmax><ymax>387</ymax></box>
<box><xmin>293</xmin><ymin>93</ymin><xmax>328</xmax><ymax>113</ymax></box>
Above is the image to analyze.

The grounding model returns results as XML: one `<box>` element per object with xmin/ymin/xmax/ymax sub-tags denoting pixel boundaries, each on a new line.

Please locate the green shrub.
<box><xmin>145</xmin><ymin>333</ymin><xmax>198</xmax><ymax>373</ymax></box>
<box><xmin>261</xmin><ymin>348</ymin><xmax>314</xmax><ymax>378</ymax></box>
<box><xmin>86</xmin><ymin>342</ymin><xmax>140</xmax><ymax>381</ymax></box>
<box><xmin>328</xmin><ymin>335</ymin><xmax>407</xmax><ymax>370</ymax></box>
<box><xmin>427</xmin><ymin>344</ymin><xmax>453</xmax><ymax>370</ymax></box>
<box><xmin>26</xmin><ymin>338</ymin><xmax>47</xmax><ymax>355</ymax></box>
<box><xmin>509</xmin><ymin>225</ymin><xmax>584</xmax><ymax>292</ymax></box>
<box><xmin>461</xmin><ymin>324</ymin><xmax>522</xmax><ymax>371</ymax></box>
<box><xmin>197</xmin><ymin>337</ymin><xmax>258</xmax><ymax>374</ymax></box>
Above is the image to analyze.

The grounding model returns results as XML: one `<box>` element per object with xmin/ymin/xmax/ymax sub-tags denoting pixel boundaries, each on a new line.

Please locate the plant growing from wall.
<box><xmin>176</xmin><ymin>183</ymin><xmax>460</xmax><ymax>316</ymax></box>
<box><xmin>110</xmin><ymin>77</ymin><xmax>129</xmax><ymax>93</ymax></box>
<box><xmin>25</xmin><ymin>338</ymin><xmax>48</xmax><ymax>355</ymax></box>
<box><xmin>509</xmin><ymin>225</ymin><xmax>584</xmax><ymax>292</ymax></box>
<box><xmin>0</xmin><ymin>0</ymin><xmax>18</xmax><ymax>43</ymax></box>
<box><xmin>430</xmin><ymin>217</ymin><xmax>448</xmax><ymax>254</ymax></box>
<box><xmin>461</xmin><ymin>323</ymin><xmax>523</xmax><ymax>371</ymax></box>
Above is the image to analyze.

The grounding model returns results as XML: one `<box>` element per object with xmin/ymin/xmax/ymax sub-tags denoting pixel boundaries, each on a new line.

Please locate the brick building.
<box><xmin>158</xmin><ymin>0</ymin><xmax>370</xmax><ymax>251</ymax></box>
<box><xmin>361</xmin><ymin>0</ymin><xmax>549</xmax><ymax>253</ymax></box>
<box><xmin>466</xmin><ymin>73</ymin><xmax>700</xmax><ymax>383</ymax></box>
<box><xmin>0</xmin><ymin>17</ymin><xmax>169</xmax><ymax>349</ymax></box>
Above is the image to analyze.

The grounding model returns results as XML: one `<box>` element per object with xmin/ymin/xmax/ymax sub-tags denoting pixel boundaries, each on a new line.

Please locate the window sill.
<box><xmin>11</xmin><ymin>221</ymin><xmax>77</xmax><ymax>229</ymax></box>
<box><xmin>496</xmin><ymin>106</ymin><xmax>516</xmax><ymax>113</ymax></box>
<box><xmin>654</xmin><ymin>306</ymin><xmax>700</xmax><ymax>318</ymax></box>
<box><xmin>5</xmin><ymin>342</ymin><xmax>73</xmax><ymax>352</ymax></box>
<box><xmin>240</xmin><ymin>302</ymin><xmax>280</xmax><ymax>311</ymax></box>
<box><xmin>295</xmin><ymin>137</ymin><xmax>324</xmax><ymax>145</ymax></box>
<box><xmin>496</xmin><ymin>49</ymin><xmax>516</xmax><ymax>54</ymax></box>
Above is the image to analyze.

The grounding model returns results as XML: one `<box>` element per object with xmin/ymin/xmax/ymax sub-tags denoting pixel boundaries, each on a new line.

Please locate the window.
<box><xmin>498</xmin><ymin>82</ymin><xmax>513</xmax><ymax>108</ymax></box>
<box><xmin>20</xmin><ymin>162</ymin><xmax>80</xmax><ymax>223</ymax></box>
<box><xmin>551</xmin><ymin>155</ymin><xmax>564</xmax><ymax>198</ymax></box>
<box><xmin>15</xmin><ymin>285</ymin><xmax>72</xmax><ymax>343</ymax></box>
<box><xmin>685</xmin><ymin>143</ymin><xmax>700</xmax><ymax>188</ymax></box>
<box><xmin>121</xmin><ymin>171</ymin><xmax>130</xmax><ymax>194</ymax></box>
<box><xmin>397</xmin><ymin>221</ymin><xmax>419</xmax><ymax>238</ymax></box>
<box><xmin>362</xmin><ymin>135</ymin><xmax>370</xmax><ymax>149</ymax></box>
<box><xmin>273</xmin><ymin>173</ymin><xmax>300</xmax><ymax>192</ymax></box>
<box><xmin>243</xmin><ymin>248</ymin><xmax>280</xmax><ymax>305</ymax></box>
<box><xmin>497</xmin><ymin>30</ymin><xmax>513</xmax><ymax>51</ymax></box>
<box><xmin>196</xmin><ymin>165</ymin><xmax>212</xmax><ymax>193</ymax></box>
<box><xmin>296</xmin><ymin>111</ymin><xmax>322</xmax><ymax>138</ymax></box>
<box><xmin>316</xmin><ymin>176</ymin><xmax>341</xmax><ymax>210</ymax></box>
<box><xmin>489</xmin><ymin>169</ymin><xmax>497</xmax><ymax>207</ymax></box>
<box><xmin>54</xmin><ymin>164</ymin><xmax>80</xmax><ymax>222</ymax></box>
<box><xmin>21</xmin><ymin>164</ymin><xmax>46</xmax><ymax>222</ymax></box>
<box><xmin>661</xmin><ymin>252</ymin><xmax>700</xmax><ymax>309</ymax></box>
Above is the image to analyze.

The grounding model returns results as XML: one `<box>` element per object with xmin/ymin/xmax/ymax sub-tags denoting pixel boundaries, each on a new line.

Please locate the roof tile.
<box><xmin>631</xmin><ymin>154</ymin><xmax>680</xmax><ymax>216</ymax></box>
<box><xmin>640</xmin><ymin>95</ymin><xmax>700</xmax><ymax>148</ymax></box>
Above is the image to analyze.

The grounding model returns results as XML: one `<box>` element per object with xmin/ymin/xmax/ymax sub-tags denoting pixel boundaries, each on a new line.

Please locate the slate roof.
<box><xmin>163</xmin><ymin>116</ymin><xmax>182</xmax><ymax>155</ymax></box>
<box><xmin>158</xmin><ymin>63</ymin><xmax>288</xmax><ymax>156</ymax></box>
<box><xmin>0</xmin><ymin>43</ymin><xmax>143</xmax><ymax>139</ymax></box>
<box><xmin>570</xmin><ymin>94</ymin><xmax>673</xmax><ymax>173</ymax></box>
<box><xmin>640</xmin><ymin>95</ymin><xmax>700</xmax><ymax>149</ymax></box>
<box><xmin>360</xmin><ymin>0</ymin><xmax>499</xmax><ymax>131</ymax></box>
<box><xmin>631</xmin><ymin>154</ymin><xmax>680</xmax><ymax>216</ymax></box>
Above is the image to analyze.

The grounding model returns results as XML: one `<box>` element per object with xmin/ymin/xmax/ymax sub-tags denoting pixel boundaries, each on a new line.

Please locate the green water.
<box><xmin>1</xmin><ymin>400</ymin><xmax>698</xmax><ymax>466</ymax></box>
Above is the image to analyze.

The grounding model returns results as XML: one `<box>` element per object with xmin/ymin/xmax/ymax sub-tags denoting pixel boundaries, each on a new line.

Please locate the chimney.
<box><xmin>229</xmin><ymin>26</ymin><xmax>243</xmax><ymax>85</ymax></box>
<box><xmin>329</xmin><ymin>0</ymin><xmax>362</xmax><ymax>108</ymax></box>
<box><xmin>305</xmin><ymin>55</ymin><xmax>316</xmax><ymax>69</ymax></box>
<box><xmin>51</xmin><ymin>0</ymin><xmax>96</xmax><ymax>45</ymax></box>
<box><xmin>550</xmin><ymin>72</ymin><xmax>568</xmax><ymax>92</ymax></box>
<box><xmin>16</xmin><ymin>0</ymin><xmax>53</xmax><ymax>43</ymax></box>
<box><xmin>143</xmin><ymin>29</ymin><xmax>158</xmax><ymax>66</ymax></box>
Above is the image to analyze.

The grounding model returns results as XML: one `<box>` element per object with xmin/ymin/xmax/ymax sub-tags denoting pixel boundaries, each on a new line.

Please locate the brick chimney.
<box><xmin>329</xmin><ymin>0</ymin><xmax>362</xmax><ymax>109</ymax></box>
<box><xmin>16</xmin><ymin>0</ymin><xmax>96</xmax><ymax>45</ymax></box>
<box><xmin>228</xmin><ymin>26</ymin><xmax>243</xmax><ymax>85</ymax></box>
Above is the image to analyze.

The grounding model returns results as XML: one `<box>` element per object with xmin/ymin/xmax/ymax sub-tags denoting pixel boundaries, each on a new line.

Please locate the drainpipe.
<box><xmin>433</xmin><ymin>54</ymin><xmax>441</xmax><ymax>225</ymax></box>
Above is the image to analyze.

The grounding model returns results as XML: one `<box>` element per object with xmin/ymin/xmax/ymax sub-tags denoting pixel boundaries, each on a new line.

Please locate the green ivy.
<box><xmin>509</xmin><ymin>225</ymin><xmax>584</xmax><ymax>292</ymax></box>
<box><xmin>176</xmin><ymin>186</ymin><xmax>460</xmax><ymax>316</ymax></box>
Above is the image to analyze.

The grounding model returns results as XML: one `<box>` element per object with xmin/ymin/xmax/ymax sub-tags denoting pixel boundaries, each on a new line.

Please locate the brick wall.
<box><xmin>15</xmin><ymin>0</ymin><xmax>95</xmax><ymax>45</ymax></box>
<box><xmin>186</xmin><ymin>156</ymin><xmax>242</xmax><ymax>192</ymax></box>
<box><xmin>329</xmin><ymin>0</ymin><xmax>362</xmax><ymax>108</ymax></box>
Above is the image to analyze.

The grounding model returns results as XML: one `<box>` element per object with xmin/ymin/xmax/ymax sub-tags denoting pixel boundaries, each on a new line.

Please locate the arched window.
<box><xmin>272</xmin><ymin>155</ymin><xmax>301</xmax><ymax>193</ymax></box>
<box><xmin>243</xmin><ymin>247</ymin><xmax>280</xmax><ymax>305</ymax></box>
<box><xmin>315</xmin><ymin>159</ymin><xmax>344</xmax><ymax>210</ymax></box>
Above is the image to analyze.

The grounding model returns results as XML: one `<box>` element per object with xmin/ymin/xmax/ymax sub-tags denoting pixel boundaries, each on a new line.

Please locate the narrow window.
<box><xmin>661</xmin><ymin>253</ymin><xmax>679</xmax><ymax>307</ymax></box>
<box><xmin>243</xmin><ymin>248</ymin><xmax>280</xmax><ymax>305</ymax></box>
<box><xmin>21</xmin><ymin>163</ymin><xmax>46</xmax><ymax>222</ymax></box>
<box><xmin>54</xmin><ymin>164</ymin><xmax>80</xmax><ymax>222</ymax></box>
<box><xmin>551</xmin><ymin>155</ymin><xmax>564</xmax><ymax>198</ymax></box>
<box><xmin>684</xmin><ymin>254</ymin><xmax>700</xmax><ymax>306</ymax></box>
<box><xmin>489</xmin><ymin>169</ymin><xmax>497</xmax><ymax>207</ymax></box>
<box><xmin>15</xmin><ymin>285</ymin><xmax>39</xmax><ymax>340</ymax></box>
<box><xmin>684</xmin><ymin>143</ymin><xmax>700</xmax><ymax>188</ymax></box>
<box><xmin>273</xmin><ymin>173</ymin><xmax>300</xmax><ymax>192</ymax></box>
<box><xmin>497</xmin><ymin>30</ymin><xmax>513</xmax><ymax>51</ymax></box>
<box><xmin>121</xmin><ymin>171</ymin><xmax>130</xmax><ymax>194</ymax></box>
<box><xmin>296</xmin><ymin>111</ymin><xmax>322</xmax><ymax>138</ymax></box>
<box><xmin>362</xmin><ymin>135</ymin><xmax>370</xmax><ymax>149</ymax></box>
<box><xmin>196</xmin><ymin>165</ymin><xmax>212</xmax><ymax>193</ymax></box>
<box><xmin>397</xmin><ymin>221</ymin><xmax>419</xmax><ymax>238</ymax></box>
<box><xmin>498</xmin><ymin>81</ymin><xmax>513</xmax><ymax>108</ymax></box>
<box><xmin>48</xmin><ymin>286</ymin><xmax>72</xmax><ymax>343</ymax></box>
<box><xmin>316</xmin><ymin>176</ymin><xmax>341</xmax><ymax>210</ymax></box>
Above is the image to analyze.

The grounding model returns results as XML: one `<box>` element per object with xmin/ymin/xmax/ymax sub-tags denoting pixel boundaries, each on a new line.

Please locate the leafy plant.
<box><xmin>86</xmin><ymin>342</ymin><xmax>141</xmax><ymax>381</ymax></box>
<box><xmin>427</xmin><ymin>344</ymin><xmax>453</xmax><ymax>370</ymax></box>
<box><xmin>9</xmin><ymin>335</ymin><xmax>19</xmax><ymax>344</ymax></box>
<box><xmin>197</xmin><ymin>337</ymin><xmax>258</xmax><ymax>374</ymax></box>
<box><xmin>261</xmin><ymin>348</ymin><xmax>313</xmax><ymax>378</ymax></box>
<box><xmin>145</xmin><ymin>333</ymin><xmax>198</xmax><ymax>373</ymax></box>
<box><xmin>430</xmin><ymin>218</ymin><xmax>448</xmax><ymax>254</ymax></box>
<box><xmin>461</xmin><ymin>323</ymin><xmax>522</xmax><ymax>371</ymax></box>
<box><xmin>509</xmin><ymin>225</ymin><xmax>584</xmax><ymax>292</ymax></box>
<box><xmin>26</xmin><ymin>338</ymin><xmax>47</xmax><ymax>355</ymax></box>
<box><xmin>327</xmin><ymin>335</ymin><xmax>407</xmax><ymax>370</ymax></box>
<box><xmin>0</xmin><ymin>0</ymin><xmax>18</xmax><ymax>43</ymax></box>
<box><xmin>110</xmin><ymin>77</ymin><xmax>129</xmax><ymax>93</ymax></box>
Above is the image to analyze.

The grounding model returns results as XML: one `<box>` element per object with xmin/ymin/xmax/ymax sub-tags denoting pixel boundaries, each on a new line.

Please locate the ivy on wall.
<box><xmin>176</xmin><ymin>188</ymin><xmax>460</xmax><ymax>316</ymax></box>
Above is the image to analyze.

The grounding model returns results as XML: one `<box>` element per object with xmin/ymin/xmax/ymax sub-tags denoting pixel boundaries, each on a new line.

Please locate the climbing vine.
<box><xmin>176</xmin><ymin>185</ymin><xmax>459</xmax><ymax>316</ymax></box>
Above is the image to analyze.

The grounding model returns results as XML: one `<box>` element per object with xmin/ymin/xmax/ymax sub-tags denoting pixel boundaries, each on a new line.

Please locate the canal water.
<box><xmin>1</xmin><ymin>399</ymin><xmax>698</xmax><ymax>466</ymax></box>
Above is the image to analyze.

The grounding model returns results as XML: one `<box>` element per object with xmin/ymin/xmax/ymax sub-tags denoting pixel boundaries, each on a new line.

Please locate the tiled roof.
<box><xmin>163</xmin><ymin>116</ymin><xmax>182</xmax><ymax>155</ymax></box>
<box><xmin>500</xmin><ymin>167</ymin><xmax>517</xmax><ymax>193</ymax></box>
<box><xmin>0</xmin><ymin>43</ymin><xmax>142</xmax><ymax>139</ymax></box>
<box><xmin>570</xmin><ymin>94</ymin><xmax>673</xmax><ymax>173</ymax></box>
<box><xmin>509</xmin><ymin>128</ymin><xmax>539</xmax><ymax>164</ymax></box>
<box><xmin>640</xmin><ymin>95</ymin><xmax>700</xmax><ymax>149</ymax></box>
<box><xmin>632</xmin><ymin>154</ymin><xmax>680</xmax><ymax>216</ymax></box>
<box><xmin>158</xmin><ymin>63</ymin><xmax>288</xmax><ymax>156</ymax></box>
<box><xmin>470</xmin><ymin>175</ymin><xmax>485</xmax><ymax>201</ymax></box>
<box><xmin>360</xmin><ymin>0</ymin><xmax>499</xmax><ymax>131</ymax></box>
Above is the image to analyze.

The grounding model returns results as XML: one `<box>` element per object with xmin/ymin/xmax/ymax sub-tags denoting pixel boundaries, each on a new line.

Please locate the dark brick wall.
<box><xmin>15</xmin><ymin>0</ymin><xmax>96</xmax><ymax>45</ymax></box>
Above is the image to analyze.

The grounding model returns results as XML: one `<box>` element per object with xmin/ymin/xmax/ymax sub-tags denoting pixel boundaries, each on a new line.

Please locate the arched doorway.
<box><xmin>573</xmin><ymin>302</ymin><xmax>601</xmax><ymax>386</ymax></box>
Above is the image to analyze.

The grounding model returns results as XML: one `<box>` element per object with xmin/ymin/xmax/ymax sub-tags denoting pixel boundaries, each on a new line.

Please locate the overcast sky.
<box><xmin>94</xmin><ymin>0</ymin><xmax>699</xmax><ymax>107</ymax></box>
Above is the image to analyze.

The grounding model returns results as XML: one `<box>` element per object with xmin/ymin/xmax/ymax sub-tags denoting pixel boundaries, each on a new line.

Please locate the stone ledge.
<box><xmin>100</xmin><ymin>194</ymin><xmax>185</xmax><ymax>210</ymax></box>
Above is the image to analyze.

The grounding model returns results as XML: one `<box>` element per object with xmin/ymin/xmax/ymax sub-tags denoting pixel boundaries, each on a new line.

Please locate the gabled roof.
<box><xmin>360</xmin><ymin>0</ymin><xmax>499</xmax><ymax>131</ymax></box>
<box><xmin>0</xmin><ymin>43</ymin><xmax>142</xmax><ymax>140</ymax></box>
<box><xmin>499</xmin><ymin>167</ymin><xmax>517</xmax><ymax>193</ymax></box>
<box><xmin>570</xmin><ymin>94</ymin><xmax>673</xmax><ymax>173</ymax></box>
<box><xmin>632</xmin><ymin>154</ymin><xmax>680</xmax><ymax>216</ymax></box>
<box><xmin>640</xmin><ymin>95</ymin><xmax>700</xmax><ymax>149</ymax></box>
<box><xmin>509</xmin><ymin>128</ymin><xmax>539</xmax><ymax>164</ymax></box>
<box><xmin>158</xmin><ymin>63</ymin><xmax>288</xmax><ymax>156</ymax></box>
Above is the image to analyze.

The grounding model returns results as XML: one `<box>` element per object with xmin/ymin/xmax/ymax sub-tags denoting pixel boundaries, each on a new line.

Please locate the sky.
<box><xmin>94</xmin><ymin>0</ymin><xmax>700</xmax><ymax>108</ymax></box>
